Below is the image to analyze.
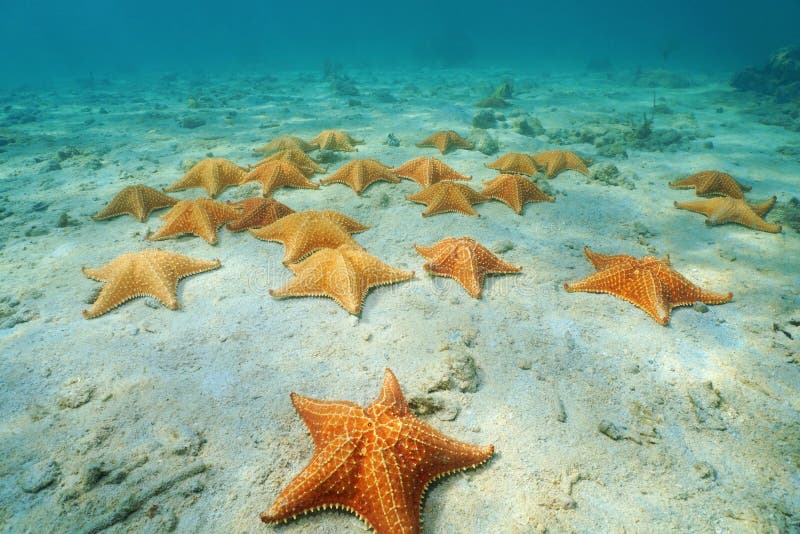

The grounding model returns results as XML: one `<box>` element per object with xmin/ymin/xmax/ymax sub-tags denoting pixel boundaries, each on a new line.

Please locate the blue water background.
<box><xmin>1</xmin><ymin>0</ymin><xmax>799</xmax><ymax>84</ymax></box>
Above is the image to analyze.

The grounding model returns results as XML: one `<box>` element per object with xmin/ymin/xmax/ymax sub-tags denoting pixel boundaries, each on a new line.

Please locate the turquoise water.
<box><xmin>3</xmin><ymin>0</ymin><xmax>800</xmax><ymax>82</ymax></box>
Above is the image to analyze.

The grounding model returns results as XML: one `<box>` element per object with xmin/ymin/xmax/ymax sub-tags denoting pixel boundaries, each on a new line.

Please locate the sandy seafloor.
<box><xmin>0</xmin><ymin>67</ymin><xmax>798</xmax><ymax>533</ymax></box>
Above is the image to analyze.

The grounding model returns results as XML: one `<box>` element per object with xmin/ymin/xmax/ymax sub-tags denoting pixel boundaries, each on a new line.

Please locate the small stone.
<box><xmin>693</xmin><ymin>302</ymin><xmax>709</xmax><ymax>313</ymax></box>
<box><xmin>179</xmin><ymin>159</ymin><xmax>200</xmax><ymax>172</ymax></box>
<box><xmin>87</xmin><ymin>158</ymin><xmax>103</xmax><ymax>170</ymax></box>
<box><xmin>472</xmin><ymin>110</ymin><xmax>497</xmax><ymax>129</ymax></box>
<box><xmin>57</xmin><ymin>146</ymin><xmax>81</xmax><ymax>162</ymax></box>
<box><xmin>182</xmin><ymin>480</ymin><xmax>205</xmax><ymax>496</ymax></box>
<box><xmin>56</xmin><ymin>212</ymin><xmax>79</xmax><ymax>228</ymax></box>
<box><xmin>374</xmin><ymin>90</ymin><xmax>398</xmax><ymax>103</ymax></box>
<box><xmin>384</xmin><ymin>133</ymin><xmax>400</xmax><ymax>147</ymax></box>
<box><xmin>589</xmin><ymin>162</ymin><xmax>636</xmax><ymax>189</ymax></box>
<box><xmin>179</xmin><ymin>116</ymin><xmax>206</xmax><ymax>129</ymax></box>
<box><xmin>717</xmin><ymin>248</ymin><xmax>737</xmax><ymax>261</ymax></box>
<box><xmin>408</xmin><ymin>395</ymin><xmax>444</xmax><ymax>416</ymax></box>
<box><xmin>563</xmin><ymin>330</ymin><xmax>576</xmax><ymax>351</ymax></box>
<box><xmin>445</xmin><ymin>351</ymin><xmax>480</xmax><ymax>392</ymax></box>
<box><xmin>476</xmin><ymin>97</ymin><xmax>508</xmax><ymax>108</ymax></box>
<box><xmin>694</xmin><ymin>461</ymin><xmax>717</xmax><ymax>480</ymax></box>
<box><xmin>554</xmin><ymin>396</ymin><xmax>567</xmax><ymax>422</ymax></box>
<box><xmin>24</xmin><ymin>225</ymin><xmax>49</xmax><ymax>237</ymax></box>
<box><xmin>18</xmin><ymin>460</ymin><xmax>60</xmax><ymax>493</ymax></box>
<box><xmin>517</xmin><ymin>359</ymin><xmax>532</xmax><ymax>370</ymax></box>
<box><xmin>598</xmin><ymin>419</ymin><xmax>625</xmax><ymax>440</ymax></box>
<box><xmin>58</xmin><ymin>488</ymin><xmax>80</xmax><ymax>503</ymax></box>
<box><xmin>435</xmin><ymin>402</ymin><xmax>460</xmax><ymax>421</ymax></box>
<box><xmin>493</xmin><ymin>82</ymin><xmax>513</xmax><ymax>99</ymax></box>
<box><xmin>315</xmin><ymin>150</ymin><xmax>343</xmax><ymax>164</ymax></box>
<box><xmin>491</xmin><ymin>240</ymin><xmax>515</xmax><ymax>254</ymax></box>
<box><xmin>57</xmin><ymin>378</ymin><xmax>96</xmax><ymax>409</ymax></box>
<box><xmin>688</xmin><ymin>381</ymin><xmax>726</xmax><ymax>430</ymax></box>
<box><xmin>167</xmin><ymin>424</ymin><xmax>205</xmax><ymax>456</ymax></box>
<box><xmin>81</xmin><ymin>462</ymin><xmax>110</xmax><ymax>488</ymax></box>
<box><xmin>513</xmin><ymin>117</ymin><xmax>544</xmax><ymax>137</ymax></box>
<box><xmin>375</xmin><ymin>192</ymin><xmax>391</xmax><ymax>208</ymax></box>
<box><xmin>42</xmin><ymin>159</ymin><xmax>61</xmax><ymax>172</ymax></box>
<box><xmin>468</xmin><ymin>129</ymin><xmax>499</xmax><ymax>155</ymax></box>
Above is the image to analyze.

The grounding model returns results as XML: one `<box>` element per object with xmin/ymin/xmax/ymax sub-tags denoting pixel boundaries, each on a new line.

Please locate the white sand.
<box><xmin>0</xmin><ymin>68</ymin><xmax>798</xmax><ymax>533</ymax></box>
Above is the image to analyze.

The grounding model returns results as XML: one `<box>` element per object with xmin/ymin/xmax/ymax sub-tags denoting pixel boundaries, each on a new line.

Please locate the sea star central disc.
<box><xmin>261</xmin><ymin>369</ymin><xmax>494</xmax><ymax>534</ymax></box>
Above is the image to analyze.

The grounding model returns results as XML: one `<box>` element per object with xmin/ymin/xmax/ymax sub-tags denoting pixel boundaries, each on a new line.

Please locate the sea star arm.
<box><xmin>413</xmin><ymin>239</ymin><xmax>457</xmax><ymax>261</ymax></box>
<box><xmin>668</xmin><ymin>176</ymin><xmax>698</xmax><ymax>189</ymax></box>
<box><xmin>291</xmin><ymin>394</ymin><xmax>365</xmax><ymax>446</ymax></box>
<box><xmin>356</xmin><ymin>438</ymin><xmax>420</xmax><ymax>534</ymax></box>
<box><xmin>82</xmin><ymin>263</ymin><xmax>179</xmax><ymax>317</ymax></box>
<box><xmin>403</xmin><ymin>420</ymin><xmax>494</xmax><ymax>480</ymax></box>
<box><xmin>582</xmin><ymin>246</ymin><xmax>637</xmax><ymax>271</ymax></box>
<box><xmin>148</xmin><ymin>209</ymin><xmax>217</xmax><ymax>244</ymax></box>
<box><xmin>652</xmin><ymin>264</ymin><xmax>733</xmax><ymax>307</ymax></box>
<box><xmin>565</xmin><ymin>152</ymin><xmax>590</xmax><ymax>175</ymax></box>
<box><xmin>269</xmin><ymin>256</ymin><xmax>365</xmax><ymax>314</ymax></box>
<box><xmin>261</xmin><ymin>434</ymin><xmax>362</xmax><ymax>523</ymax></box>
<box><xmin>368</xmin><ymin>369</ymin><xmax>412</xmax><ymax>418</ymax></box>
<box><xmin>92</xmin><ymin>191</ymin><xmax>140</xmax><ymax>221</ymax></box>
<box><xmin>423</xmin><ymin>191</ymin><xmax>479</xmax><ymax>217</ymax></box>
<box><xmin>564</xmin><ymin>263</ymin><xmax>671</xmax><ymax>324</ymax></box>
<box><xmin>476</xmin><ymin>249</ymin><xmax>522</xmax><ymax>275</ymax></box>
<box><xmin>709</xmin><ymin>205</ymin><xmax>782</xmax><ymax>233</ymax></box>
<box><xmin>751</xmin><ymin>196</ymin><xmax>777</xmax><ymax>217</ymax></box>
<box><xmin>674</xmin><ymin>198</ymin><xmax>724</xmax><ymax>218</ymax></box>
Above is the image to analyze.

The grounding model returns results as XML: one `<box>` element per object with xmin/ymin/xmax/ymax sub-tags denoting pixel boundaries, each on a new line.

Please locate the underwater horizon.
<box><xmin>2</xmin><ymin>0</ymin><xmax>800</xmax><ymax>84</ymax></box>
<box><xmin>1</xmin><ymin>1</ymin><xmax>799</xmax><ymax>533</ymax></box>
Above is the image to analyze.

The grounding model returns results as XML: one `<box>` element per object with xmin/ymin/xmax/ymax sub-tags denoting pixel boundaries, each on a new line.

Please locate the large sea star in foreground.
<box><xmin>564</xmin><ymin>246</ymin><xmax>732</xmax><ymax>325</ymax></box>
<box><xmin>416</xmin><ymin>130</ymin><xmax>473</xmax><ymax>154</ymax></box>
<box><xmin>82</xmin><ymin>249</ymin><xmax>220</xmax><ymax>318</ymax></box>
<box><xmin>269</xmin><ymin>245</ymin><xmax>414</xmax><ymax>314</ymax></box>
<box><xmin>405</xmin><ymin>182</ymin><xmax>488</xmax><ymax>216</ymax></box>
<box><xmin>260</xmin><ymin>368</ymin><xmax>494</xmax><ymax>533</ymax></box>
<box><xmin>147</xmin><ymin>198</ymin><xmax>241</xmax><ymax>244</ymax></box>
<box><xmin>669</xmin><ymin>170</ymin><xmax>751</xmax><ymax>199</ymax></box>
<box><xmin>673</xmin><ymin>196</ymin><xmax>781</xmax><ymax>233</ymax></box>
<box><xmin>320</xmin><ymin>158</ymin><xmax>401</xmax><ymax>195</ymax></box>
<box><xmin>164</xmin><ymin>158</ymin><xmax>247</xmax><ymax>198</ymax></box>
<box><xmin>531</xmin><ymin>150</ymin><xmax>589</xmax><ymax>178</ymax></box>
<box><xmin>92</xmin><ymin>185</ymin><xmax>178</xmax><ymax>222</ymax></box>
<box><xmin>415</xmin><ymin>237</ymin><xmax>521</xmax><ymax>298</ymax></box>
<box><xmin>392</xmin><ymin>157</ymin><xmax>471</xmax><ymax>187</ymax></box>
<box><xmin>480</xmin><ymin>173</ymin><xmax>554</xmax><ymax>214</ymax></box>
